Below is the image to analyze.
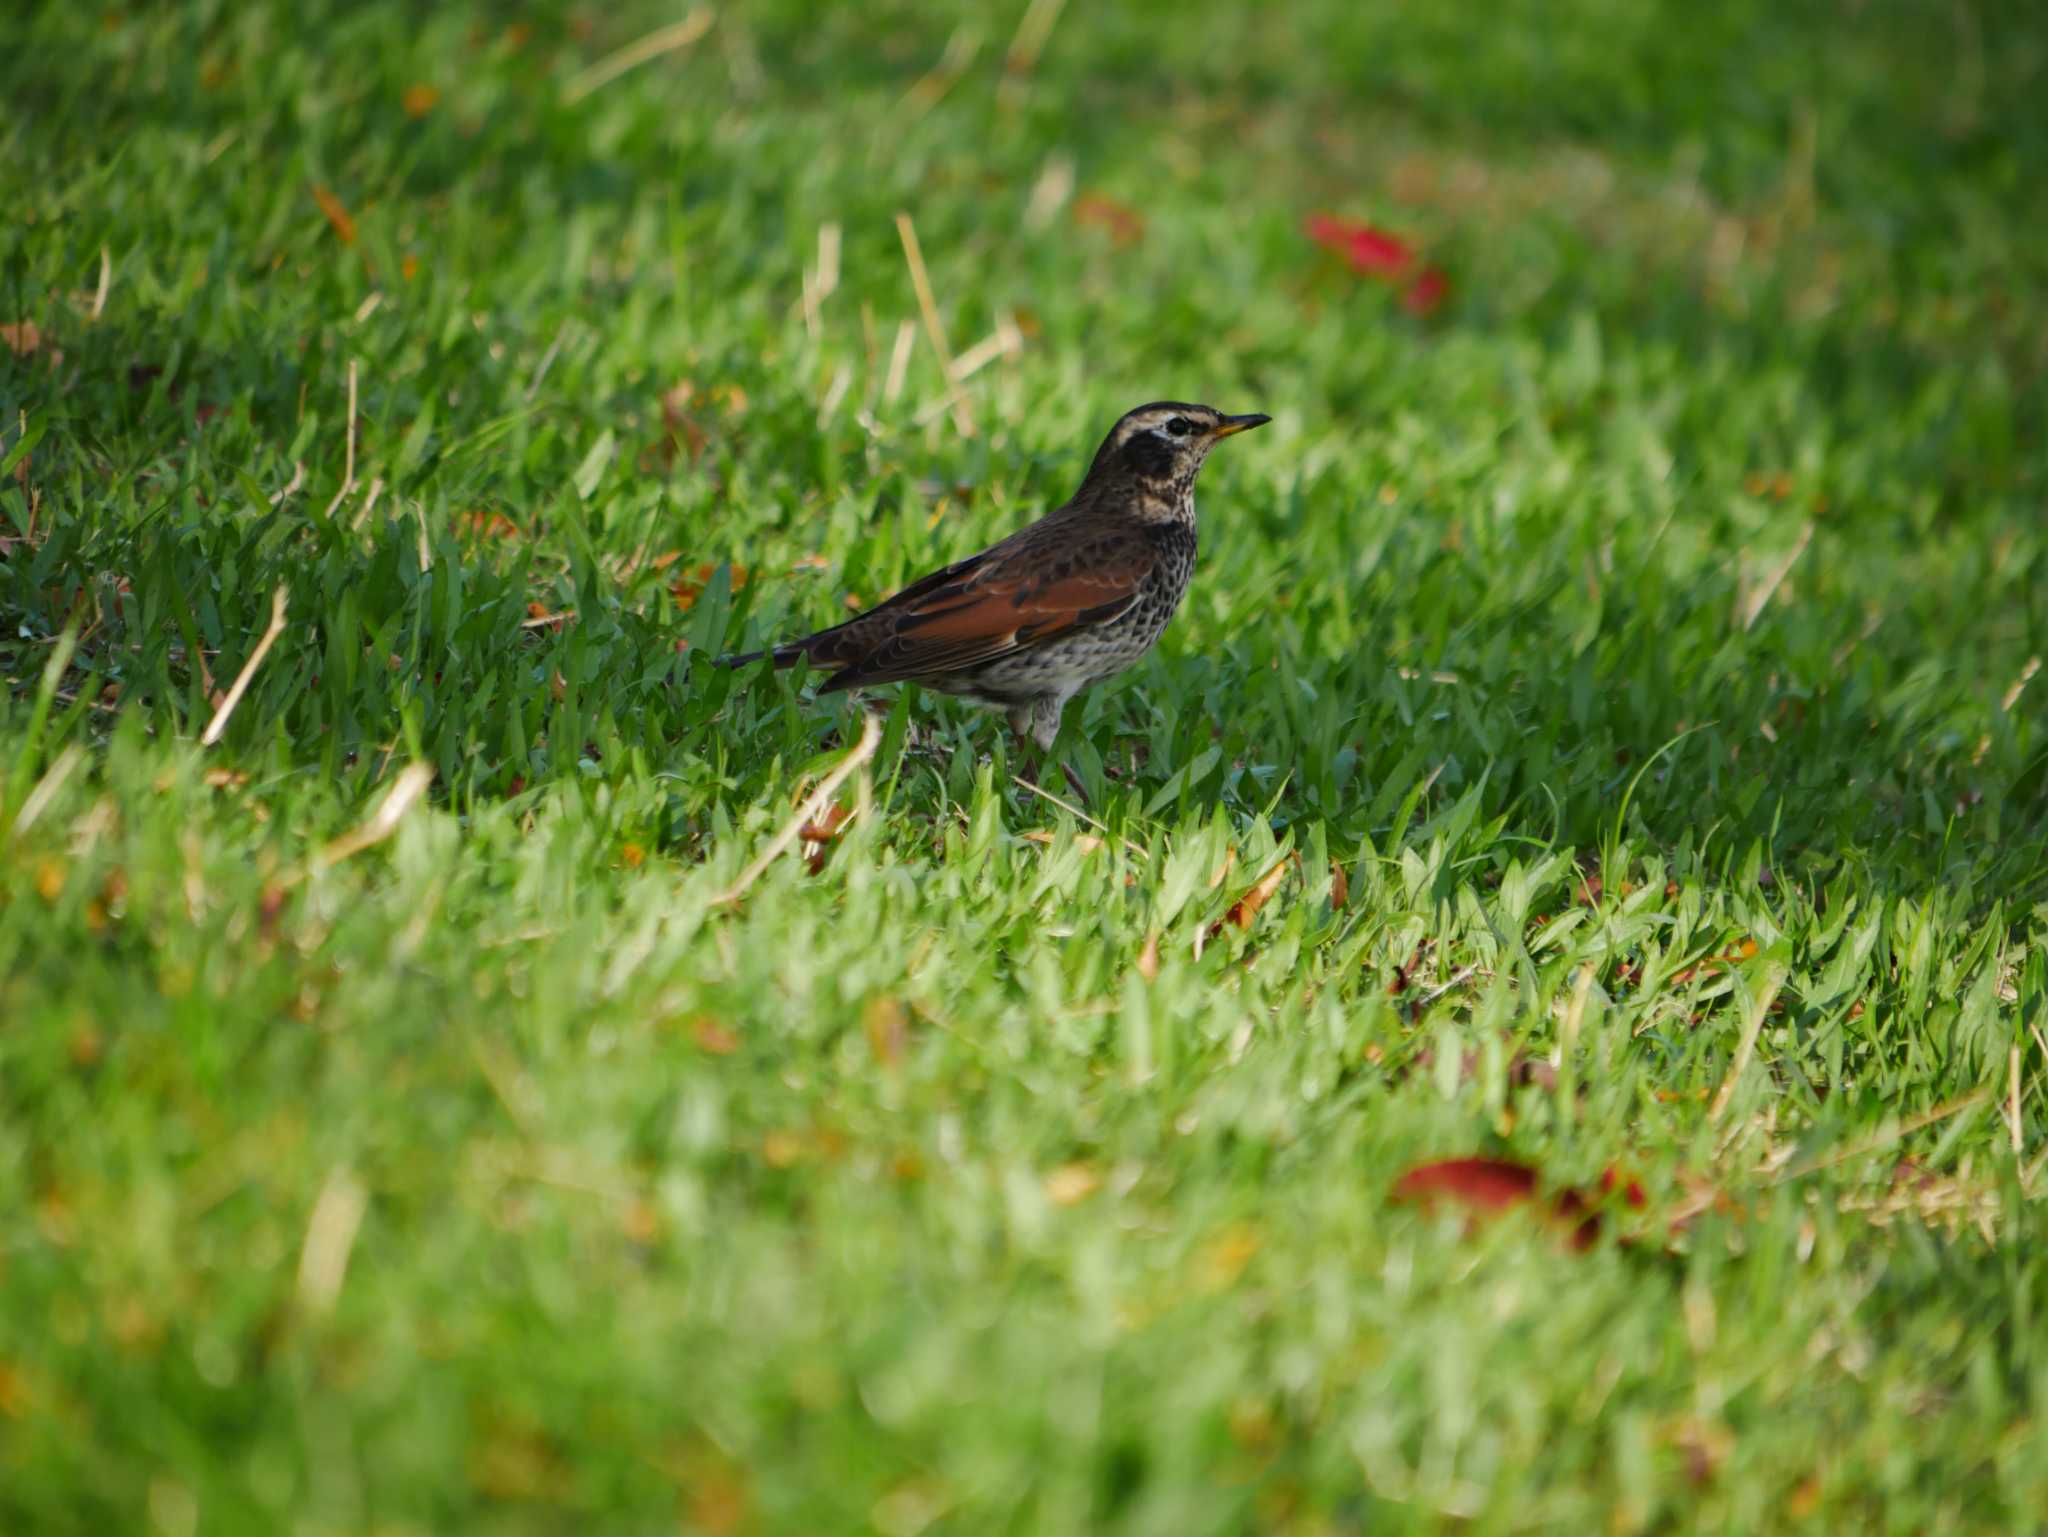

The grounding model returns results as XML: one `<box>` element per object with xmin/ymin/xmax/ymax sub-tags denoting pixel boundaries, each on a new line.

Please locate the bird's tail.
<box><xmin>715</xmin><ymin>641</ymin><xmax>809</xmax><ymax>670</ymax></box>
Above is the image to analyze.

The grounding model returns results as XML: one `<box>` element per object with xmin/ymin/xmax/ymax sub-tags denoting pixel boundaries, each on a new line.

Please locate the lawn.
<box><xmin>4</xmin><ymin>1</ymin><xmax>2047</xmax><ymax>1531</ymax></box>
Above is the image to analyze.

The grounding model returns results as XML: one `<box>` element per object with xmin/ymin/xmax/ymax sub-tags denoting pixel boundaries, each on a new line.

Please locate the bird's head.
<box><xmin>1087</xmin><ymin>401</ymin><xmax>1271</xmax><ymax>489</ymax></box>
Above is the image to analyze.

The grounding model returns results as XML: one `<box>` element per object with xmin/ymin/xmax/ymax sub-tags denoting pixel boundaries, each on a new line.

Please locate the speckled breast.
<box><xmin>975</xmin><ymin>519</ymin><xmax>1196</xmax><ymax>694</ymax></box>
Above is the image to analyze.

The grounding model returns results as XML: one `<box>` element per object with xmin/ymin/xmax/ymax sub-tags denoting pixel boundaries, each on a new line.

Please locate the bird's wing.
<box><xmin>813</xmin><ymin>526</ymin><xmax>1157</xmax><ymax>692</ymax></box>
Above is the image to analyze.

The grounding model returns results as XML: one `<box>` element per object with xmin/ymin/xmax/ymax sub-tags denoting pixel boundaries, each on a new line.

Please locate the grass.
<box><xmin>4</xmin><ymin>0</ymin><xmax>2047</xmax><ymax>1531</ymax></box>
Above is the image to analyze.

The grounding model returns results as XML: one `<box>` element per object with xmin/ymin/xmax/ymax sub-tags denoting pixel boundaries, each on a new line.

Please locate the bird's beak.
<box><xmin>1211</xmin><ymin>412</ymin><xmax>1272</xmax><ymax>439</ymax></box>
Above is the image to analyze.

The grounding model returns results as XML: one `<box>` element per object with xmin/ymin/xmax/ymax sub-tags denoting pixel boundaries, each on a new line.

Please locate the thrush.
<box><xmin>720</xmin><ymin>401</ymin><xmax>1269</xmax><ymax>764</ymax></box>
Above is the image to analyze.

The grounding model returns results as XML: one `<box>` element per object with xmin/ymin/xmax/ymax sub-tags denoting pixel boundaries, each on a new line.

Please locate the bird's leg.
<box><xmin>1008</xmin><ymin>697</ymin><xmax>1089</xmax><ymax>808</ymax></box>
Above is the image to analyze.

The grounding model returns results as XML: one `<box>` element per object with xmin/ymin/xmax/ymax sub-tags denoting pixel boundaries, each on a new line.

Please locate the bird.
<box><xmin>720</xmin><ymin>401</ymin><xmax>1269</xmax><ymax>778</ymax></box>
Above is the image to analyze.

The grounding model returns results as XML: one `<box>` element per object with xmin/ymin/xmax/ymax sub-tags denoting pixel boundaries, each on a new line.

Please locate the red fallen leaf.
<box><xmin>1393</xmin><ymin>1158</ymin><xmax>1539</xmax><ymax>1212</ymax></box>
<box><xmin>1394</xmin><ymin>1158</ymin><xmax>1645</xmax><ymax>1252</ymax></box>
<box><xmin>1401</xmin><ymin>265</ymin><xmax>1450</xmax><ymax>316</ymax></box>
<box><xmin>1600</xmin><ymin>1166</ymin><xmax>1648</xmax><ymax>1208</ymax></box>
<box><xmin>1304</xmin><ymin>214</ymin><xmax>1414</xmax><ymax>278</ymax></box>
<box><xmin>312</xmin><ymin>184</ymin><xmax>358</xmax><ymax>245</ymax></box>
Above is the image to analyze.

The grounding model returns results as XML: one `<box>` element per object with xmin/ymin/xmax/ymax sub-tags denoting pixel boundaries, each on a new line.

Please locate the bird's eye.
<box><xmin>1165</xmin><ymin>416</ymin><xmax>1194</xmax><ymax>437</ymax></box>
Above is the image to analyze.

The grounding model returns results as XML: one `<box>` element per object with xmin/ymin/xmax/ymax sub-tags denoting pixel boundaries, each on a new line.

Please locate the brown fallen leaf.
<box><xmin>801</xmin><ymin>800</ymin><xmax>851</xmax><ymax>873</ymax></box>
<box><xmin>402</xmin><ymin>82</ymin><xmax>439</xmax><ymax>117</ymax></box>
<box><xmin>1073</xmin><ymin>192</ymin><xmax>1146</xmax><ymax>245</ymax></box>
<box><xmin>1387</xmin><ymin>938</ymin><xmax>1431</xmax><ymax>996</ymax></box>
<box><xmin>1</xmin><ymin>321</ymin><xmax>40</xmax><ymax>356</ymax></box>
<box><xmin>1328</xmin><ymin>859</ymin><xmax>1349</xmax><ymax>910</ymax></box>
<box><xmin>1668</xmin><ymin>1417</ymin><xmax>1733</xmax><ymax>1487</ymax></box>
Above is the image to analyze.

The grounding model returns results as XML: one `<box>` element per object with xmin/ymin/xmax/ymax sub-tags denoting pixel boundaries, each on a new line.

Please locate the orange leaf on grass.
<box><xmin>863</xmin><ymin>995</ymin><xmax>907</xmax><ymax>1066</ymax></box>
<box><xmin>672</xmin><ymin>562</ymin><xmax>749</xmax><ymax>611</ymax></box>
<box><xmin>690</xmin><ymin>1017</ymin><xmax>740</xmax><ymax>1054</ymax></box>
<box><xmin>402</xmin><ymin>82</ymin><xmax>439</xmax><ymax>118</ymax></box>
<box><xmin>461</xmin><ymin>509</ymin><xmax>521</xmax><ymax>538</ymax></box>
<box><xmin>1209</xmin><ymin>851</ymin><xmax>1294</xmax><ymax>938</ymax></box>
<box><xmin>312</xmin><ymin>185</ymin><xmax>358</xmax><ymax>245</ymax></box>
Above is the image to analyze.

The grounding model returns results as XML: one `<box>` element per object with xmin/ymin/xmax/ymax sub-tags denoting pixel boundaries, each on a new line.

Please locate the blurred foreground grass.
<box><xmin>3</xmin><ymin>1</ymin><xmax>2047</xmax><ymax>1531</ymax></box>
